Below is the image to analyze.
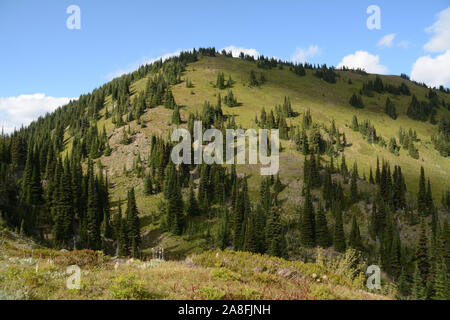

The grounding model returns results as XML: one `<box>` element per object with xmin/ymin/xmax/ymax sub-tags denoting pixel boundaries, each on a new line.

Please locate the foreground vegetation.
<box><xmin>0</xmin><ymin>228</ymin><xmax>390</xmax><ymax>300</ymax></box>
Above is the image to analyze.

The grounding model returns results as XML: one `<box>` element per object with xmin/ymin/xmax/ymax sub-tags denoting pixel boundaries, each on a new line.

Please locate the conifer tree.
<box><xmin>369</xmin><ymin>167</ymin><xmax>375</xmax><ymax>184</ymax></box>
<box><xmin>113</xmin><ymin>200</ymin><xmax>122</xmax><ymax>252</ymax></box>
<box><xmin>333</xmin><ymin>203</ymin><xmax>346</xmax><ymax>252</ymax></box>
<box><xmin>349</xmin><ymin>214</ymin><xmax>363</xmax><ymax>251</ymax></box>
<box><xmin>418</xmin><ymin>167</ymin><xmax>427</xmax><ymax>215</ymax></box>
<box><xmin>166</xmin><ymin>166</ymin><xmax>184</xmax><ymax>235</ymax></box>
<box><xmin>86</xmin><ymin>160</ymin><xmax>101</xmax><ymax>250</ymax></box>
<box><xmin>217</xmin><ymin>208</ymin><xmax>230</xmax><ymax>250</ymax></box>
<box><xmin>350</xmin><ymin>163</ymin><xmax>358</xmax><ymax>203</ymax></box>
<box><xmin>397</xmin><ymin>269</ymin><xmax>410</xmax><ymax>298</ymax></box>
<box><xmin>171</xmin><ymin>106</ymin><xmax>181</xmax><ymax>125</ymax></box>
<box><xmin>432</xmin><ymin>261</ymin><xmax>448</xmax><ymax>300</ymax></box>
<box><xmin>300</xmin><ymin>185</ymin><xmax>315</xmax><ymax>247</ymax></box>
<box><xmin>125</xmin><ymin>188</ymin><xmax>141</xmax><ymax>257</ymax></box>
<box><xmin>375</xmin><ymin>157</ymin><xmax>381</xmax><ymax>184</ymax></box>
<box><xmin>186</xmin><ymin>180</ymin><xmax>200</xmax><ymax>217</ymax></box>
<box><xmin>315</xmin><ymin>202</ymin><xmax>331</xmax><ymax>248</ymax></box>
<box><xmin>244</xmin><ymin>212</ymin><xmax>258</xmax><ymax>253</ymax></box>
<box><xmin>340</xmin><ymin>155</ymin><xmax>348</xmax><ymax>177</ymax></box>
<box><xmin>412</xmin><ymin>264</ymin><xmax>427</xmax><ymax>300</ymax></box>
<box><xmin>265</xmin><ymin>207</ymin><xmax>284</xmax><ymax>257</ymax></box>
<box><xmin>144</xmin><ymin>173</ymin><xmax>153</xmax><ymax>195</ymax></box>
<box><xmin>415</xmin><ymin>220</ymin><xmax>430</xmax><ymax>292</ymax></box>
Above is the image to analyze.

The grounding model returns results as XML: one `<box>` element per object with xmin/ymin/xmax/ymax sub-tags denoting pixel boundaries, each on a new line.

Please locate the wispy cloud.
<box><xmin>377</xmin><ymin>33</ymin><xmax>396</xmax><ymax>48</ymax></box>
<box><xmin>290</xmin><ymin>45</ymin><xmax>320</xmax><ymax>63</ymax></box>
<box><xmin>0</xmin><ymin>93</ymin><xmax>76</xmax><ymax>133</ymax></box>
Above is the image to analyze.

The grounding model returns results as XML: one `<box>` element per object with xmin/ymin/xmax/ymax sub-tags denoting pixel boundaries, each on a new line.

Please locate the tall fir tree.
<box><xmin>300</xmin><ymin>184</ymin><xmax>315</xmax><ymax>247</ymax></box>
<box><xmin>418</xmin><ymin>166</ymin><xmax>427</xmax><ymax>215</ymax></box>
<box><xmin>125</xmin><ymin>188</ymin><xmax>141</xmax><ymax>257</ymax></box>
<box><xmin>333</xmin><ymin>203</ymin><xmax>346</xmax><ymax>252</ymax></box>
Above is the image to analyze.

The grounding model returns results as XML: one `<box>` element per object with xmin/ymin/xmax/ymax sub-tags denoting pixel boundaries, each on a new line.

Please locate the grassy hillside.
<box><xmin>0</xmin><ymin>228</ymin><xmax>392</xmax><ymax>300</ymax></box>
<box><xmin>80</xmin><ymin>54</ymin><xmax>449</xmax><ymax>257</ymax></box>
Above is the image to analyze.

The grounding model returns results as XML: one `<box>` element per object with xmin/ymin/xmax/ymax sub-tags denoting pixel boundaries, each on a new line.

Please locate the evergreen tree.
<box><xmin>418</xmin><ymin>167</ymin><xmax>427</xmax><ymax>215</ymax></box>
<box><xmin>171</xmin><ymin>106</ymin><xmax>181</xmax><ymax>125</ymax></box>
<box><xmin>244</xmin><ymin>212</ymin><xmax>259</xmax><ymax>253</ymax></box>
<box><xmin>350</xmin><ymin>163</ymin><xmax>358</xmax><ymax>203</ymax></box>
<box><xmin>385</xmin><ymin>97</ymin><xmax>397</xmax><ymax>119</ymax></box>
<box><xmin>86</xmin><ymin>160</ymin><xmax>101</xmax><ymax>250</ymax></box>
<box><xmin>432</xmin><ymin>261</ymin><xmax>448</xmax><ymax>300</ymax></box>
<box><xmin>113</xmin><ymin>200</ymin><xmax>123</xmax><ymax>252</ymax></box>
<box><xmin>315</xmin><ymin>203</ymin><xmax>331</xmax><ymax>248</ymax></box>
<box><xmin>397</xmin><ymin>268</ymin><xmax>410</xmax><ymax>298</ymax></box>
<box><xmin>412</xmin><ymin>264</ymin><xmax>427</xmax><ymax>300</ymax></box>
<box><xmin>300</xmin><ymin>185</ymin><xmax>315</xmax><ymax>247</ymax></box>
<box><xmin>265</xmin><ymin>207</ymin><xmax>285</xmax><ymax>257</ymax></box>
<box><xmin>333</xmin><ymin>203</ymin><xmax>346</xmax><ymax>252</ymax></box>
<box><xmin>186</xmin><ymin>180</ymin><xmax>200</xmax><ymax>217</ymax></box>
<box><xmin>349</xmin><ymin>214</ymin><xmax>363</xmax><ymax>251</ymax></box>
<box><xmin>125</xmin><ymin>188</ymin><xmax>141</xmax><ymax>257</ymax></box>
<box><xmin>415</xmin><ymin>220</ymin><xmax>430</xmax><ymax>292</ymax></box>
<box><xmin>144</xmin><ymin>173</ymin><xmax>153</xmax><ymax>195</ymax></box>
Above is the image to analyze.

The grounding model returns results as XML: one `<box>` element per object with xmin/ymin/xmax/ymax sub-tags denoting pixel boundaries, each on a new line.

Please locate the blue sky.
<box><xmin>0</xmin><ymin>0</ymin><xmax>449</xmax><ymax>131</ymax></box>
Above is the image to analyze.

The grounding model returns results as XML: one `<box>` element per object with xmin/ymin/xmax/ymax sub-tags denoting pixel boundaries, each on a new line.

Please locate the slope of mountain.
<box><xmin>1</xmin><ymin>49</ymin><xmax>449</xmax><ymax>299</ymax></box>
<box><xmin>93</xmin><ymin>53</ymin><xmax>449</xmax><ymax>256</ymax></box>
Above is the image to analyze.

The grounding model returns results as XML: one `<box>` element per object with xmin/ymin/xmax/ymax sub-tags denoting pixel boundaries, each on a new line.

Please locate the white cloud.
<box><xmin>377</xmin><ymin>33</ymin><xmax>396</xmax><ymax>47</ymax></box>
<box><xmin>410</xmin><ymin>7</ymin><xmax>450</xmax><ymax>88</ymax></box>
<box><xmin>290</xmin><ymin>45</ymin><xmax>320</xmax><ymax>63</ymax></box>
<box><xmin>411</xmin><ymin>50</ymin><xmax>450</xmax><ymax>87</ymax></box>
<box><xmin>106</xmin><ymin>50</ymin><xmax>185</xmax><ymax>80</ymax></box>
<box><xmin>337</xmin><ymin>51</ymin><xmax>388</xmax><ymax>74</ymax></box>
<box><xmin>423</xmin><ymin>6</ymin><xmax>450</xmax><ymax>52</ymax></box>
<box><xmin>220</xmin><ymin>46</ymin><xmax>260</xmax><ymax>58</ymax></box>
<box><xmin>0</xmin><ymin>93</ymin><xmax>75</xmax><ymax>133</ymax></box>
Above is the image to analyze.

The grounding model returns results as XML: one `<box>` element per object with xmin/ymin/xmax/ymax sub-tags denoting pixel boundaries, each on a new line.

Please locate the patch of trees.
<box><xmin>249</xmin><ymin>70</ymin><xmax>266</xmax><ymax>87</ymax></box>
<box><xmin>290</xmin><ymin>63</ymin><xmax>306</xmax><ymax>76</ymax></box>
<box><xmin>431</xmin><ymin>117</ymin><xmax>450</xmax><ymax>157</ymax></box>
<box><xmin>340</xmin><ymin>65</ymin><xmax>368</xmax><ymax>76</ymax></box>
<box><xmin>223</xmin><ymin>90</ymin><xmax>238</xmax><ymax>107</ymax></box>
<box><xmin>313</xmin><ymin>64</ymin><xmax>337</xmax><ymax>83</ymax></box>
<box><xmin>406</xmin><ymin>95</ymin><xmax>436</xmax><ymax>122</ymax></box>
<box><xmin>291</xmin><ymin>113</ymin><xmax>348</xmax><ymax>156</ymax></box>
<box><xmin>198</xmin><ymin>47</ymin><xmax>216</xmax><ymax>56</ymax></box>
<box><xmin>256</xmin><ymin>97</ymin><xmax>296</xmax><ymax>139</ymax></box>
<box><xmin>388</xmin><ymin>137</ymin><xmax>400</xmax><ymax>156</ymax></box>
<box><xmin>256</xmin><ymin>55</ymin><xmax>278</xmax><ymax>69</ymax></box>
<box><xmin>216</xmin><ymin>72</ymin><xmax>233</xmax><ymax>89</ymax></box>
<box><xmin>385</xmin><ymin>97</ymin><xmax>397</xmax><ymax>119</ymax></box>
<box><xmin>349</xmin><ymin>93</ymin><xmax>364</xmax><ymax>108</ymax></box>
<box><xmin>350</xmin><ymin>115</ymin><xmax>384</xmax><ymax>145</ymax></box>
<box><xmin>361</xmin><ymin>76</ymin><xmax>410</xmax><ymax>97</ymax></box>
<box><xmin>398</xmin><ymin>127</ymin><xmax>420</xmax><ymax>159</ymax></box>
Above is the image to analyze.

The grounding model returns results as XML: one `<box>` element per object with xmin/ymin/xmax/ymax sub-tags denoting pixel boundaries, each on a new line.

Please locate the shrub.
<box><xmin>109</xmin><ymin>274</ymin><xmax>152</xmax><ymax>300</ymax></box>
<box><xmin>211</xmin><ymin>268</ymin><xmax>241</xmax><ymax>282</ymax></box>
<box><xmin>198</xmin><ymin>286</ymin><xmax>225</xmax><ymax>300</ymax></box>
<box><xmin>310</xmin><ymin>284</ymin><xmax>336</xmax><ymax>299</ymax></box>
